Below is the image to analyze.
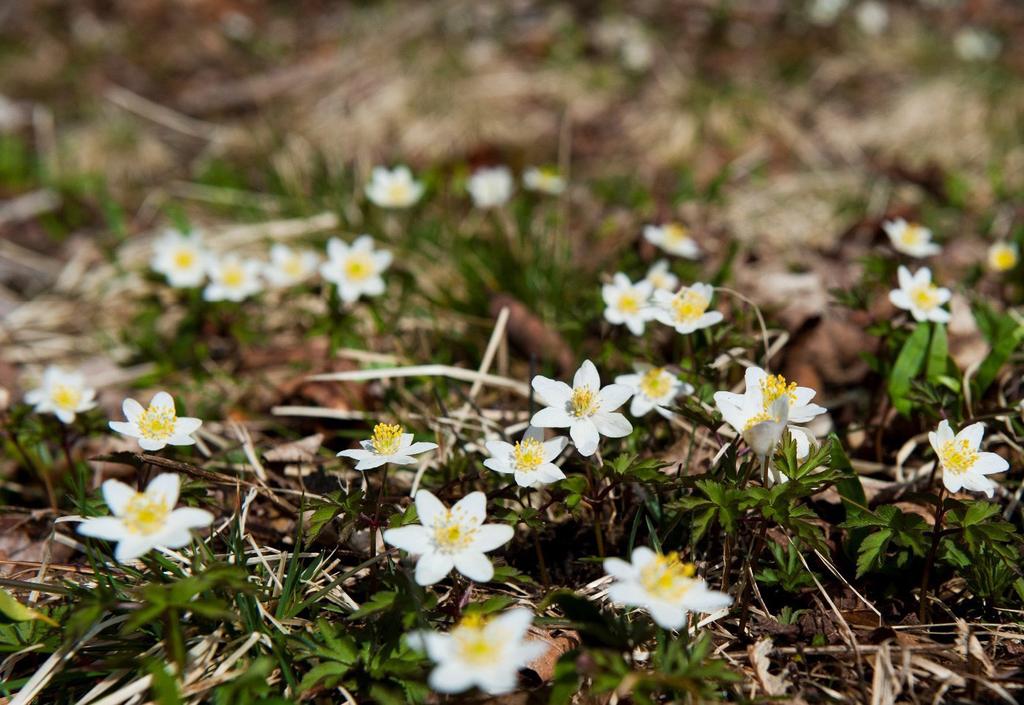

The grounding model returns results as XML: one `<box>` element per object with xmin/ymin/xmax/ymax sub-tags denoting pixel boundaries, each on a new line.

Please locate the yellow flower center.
<box><xmin>283</xmin><ymin>255</ymin><xmax>304</xmax><ymax>278</ymax></box>
<box><xmin>123</xmin><ymin>493</ymin><xmax>170</xmax><ymax>535</ymax></box>
<box><xmin>743</xmin><ymin>410</ymin><xmax>776</xmax><ymax>431</ymax></box>
<box><xmin>137</xmin><ymin>403</ymin><xmax>178</xmax><ymax>441</ymax></box>
<box><xmin>344</xmin><ymin>253</ymin><xmax>374</xmax><ymax>281</ymax></box>
<box><xmin>222</xmin><ymin>264</ymin><xmax>245</xmax><ymax>288</ymax></box>
<box><xmin>910</xmin><ymin>284</ymin><xmax>939</xmax><ymax>310</ymax></box>
<box><xmin>512</xmin><ymin>438</ymin><xmax>546</xmax><ymax>472</ymax></box>
<box><xmin>990</xmin><ymin>245</ymin><xmax>1018</xmax><ymax>272</ymax></box>
<box><xmin>760</xmin><ymin>374</ymin><xmax>798</xmax><ymax>407</ymax></box>
<box><xmin>664</xmin><ymin>223</ymin><xmax>690</xmax><ymax>245</ymax></box>
<box><xmin>453</xmin><ymin>615</ymin><xmax>499</xmax><ymax>665</ymax></box>
<box><xmin>50</xmin><ymin>384</ymin><xmax>82</xmax><ymax>411</ymax></box>
<box><xmin>173</xmin><ymin>249</ymin><xmax>196</xmax><ymax>270</ymax></box>
<box><xmin>639</xmin><ymin>551</ymin><xmax>697</xmax><ymax>602</ymax></box>
<box><xmin>618</xmin><ymin>291</ymin><xmax>641</xmax><ymax>314</ymax></box>
<box><xmin>649</xmin><ymin>272</ymin><xmax>671</xmax><ymax>289</ymax></box>
<box><xmin>639</xmin><ymin>368</ymin><xmax>672</xmax><ymax>399</ymax></box>
<box><xmin>387</xmin><ymin>182</ymin><xmax>410</xmax><ymax>203</ymax></box>
<box><xmin>570</xmin><ymin>386</ymin><xmax>599</xmax><ymax>418</ymax></box>
<box><xmin>432</xmin><ymin>509</ymin><xmax>479</xmax><ymax>553</ymax></box>
<box><xmin>899</xmin><ymin>224</ymin><xmax>924</xmax><ymax>247</ymax></box>
<box><xmin>671</xmin><ymin>288</ymin><xmax>709</xmax><ymax>323</ymax></box>
<box><xmin>371</xmin><ymin>423</ymin><xmax>403</xmax><ymax>455</ymax></box>
<box><xmin>939</xmin><ymin>439</ymin><xmax>979</xmax><ymax>475</ymax></box>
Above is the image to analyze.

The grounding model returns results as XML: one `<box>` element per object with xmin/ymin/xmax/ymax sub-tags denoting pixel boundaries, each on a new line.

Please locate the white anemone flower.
<box><xmin>650</xmin><ymin>283</ymin><xmax>723</xmax><ymax>335</ymax></box>
<box><xmin>366</xmin><ymin>165</ymin><xmax>424</xmax><ymax>208</ymax></box>
<box><xmin>643</xmin><ymin>223</ymin><xmax>700</xmax><ymax>259</ymax></box>
<box><xmin>522</xmin><ymin>166</ymin><xmax>565</xmax><ymax>195</ymax></box>
<box><xmin>602</xmin><ymin>273</ymin><xmax>654</xmax><ymax>336</ymax></box>
<box><xmin>954</xmin><ymin>28</ymin><xmax>1001</xmax><ymax>62</ymax></box>
<box><xmin>319</xmin><ymin>235</ymin><xmax>392</xmax><ymax>304</ymax></box>
<box><xmin>77</xmin><ymin>473</ymin><xmax>214</xmax><ymax>562</ymax></box>
<box><xmin>714</xmin><ymin>366</ymin><xmax>826</xmax><ymax>461</ymax></box>
<box><xmin>203</xmin><ymin>254</ymin><xmax>263</xmax><ymax>302</ymax></box>
<box><xmin>407</xmin><ymin>608</ymin><xmax>545</xmax><ymax>695</ymax></box>
<box><xmin>530</xmin><ymin>360</ymin><xmax>633</xmax><ymax>457</ymax></box>
<box><xmin>888</xmin><ymin>265</ymin><xmax>951</xmax><ymax>323</ymax></box>
<box><xmin>336</xmin><ymin>422</ymin><xmax>437</xmax><ymax>471</ymax></box>
<box><xmin>383</xmin><ymin>490</ymin><xmax>513</xmax><ymax>585</ymax></box>
<box><xmin>643</xmin><ymin>259</ymin><xmax>679</xmax><ymax>292</ymax></box>
<box><xmin>483</xmin><ymin>426</ymin><xmax>568</xmax><ymax>488</ymax></box>
<box><xmin>855</xmin><ymin>0</ymin><xmax>888</xmax><ymax>35</ymax></box>
<box><xmin>108</xmin><ymin>391</ymin><xmax>203</xmax><ymax>452</ymax></box>
<box><xmin>150</xmin><ymin>229</ymin><xmax>210</xmax><ymax>288</ymax></box>
<box><xmin>263</xmin><ymin>243</ymin><xmax>319</xmax><ymax>288</ymax></box>
<box><xmin>615</xmin><ymin>364</ymin><xmax>693</xmax><ymax>419</ymax></box>
<box><xmin>604</xmin><ymin>547</ymin><xmax>732</xmax><ymax>630</ymax></box>
<box><xmin>987</xmin><ymin>242</ymin><xmax>1018</xmax><ymax>273</ymax></box>
<box><xmin>467</xmin><ymin>166</ymin><xmax>513</xmax><ymax>208</ymax></box>
<box><xmin>928</xmin><ymin>420</ymin><xmax>1008</xmax><ymax>498</ymax></box>
<box><xmin>24</xmin><ymin>366</ymin><xmax>97</xmax><ymax>424</ymax></box>
<box><xmin>883</xmin><ymin>219</ymin><xmax>940</xmax><ymax>258</ymax></box>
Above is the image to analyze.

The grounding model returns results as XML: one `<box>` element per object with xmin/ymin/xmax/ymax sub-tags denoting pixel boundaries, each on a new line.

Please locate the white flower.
<box><xmin>407</xmin><ymin>609</ymin><xmax>545</xmax><ymax>695</ymax></box>
<box><xmin>603</xmin><ymin>547</ymin><xmax>732</xmax><ymax>630</ymax></box>
<box><xmin>383</xmin><ymin>490</ymin><xmax>513</xmax><ymax>585</ymax></box>
<box><xmin>615</xmin><ymin>364</ymin><xmax>693</xmax><ymax>419</ymax></box>
<box><xmin>713</xmin><ymin>366</ymin><xmax>826</xmax><ymax>460</ymax></box>
<box><xmin>336</xmin><ymin>422</ymin><xmax>437</xmax><ymax>471</ymax></box>
<box><xmin>77</xmin><ymin>473</ymin><xmax>213</xmax><ymax>562</ymax></box>
<box><xmin>928</xmin><ymin>420</ymin><xmax>1007</xmax><ymax>498</ymax></box>
<box><xmin>263</xmin><ymin>243</ymin><xmax>319</xmax><ymax>288</ymax></box>
<box><xmin>987</xmin><ymin>242</ymin><xmax>1018</xmax><ymax>273</ymax></box>
<box><xmin>150</xmin><ymin>230</ymin><xmax>210</xmax><ymax>288</ymax></box>
<box><xmin>203</xmin><ymin>254</ymin><xmax>263</xmax><ymax>302</ymax></box>
<box><xmin>484</xmin><ymin>427</ymin><xmax>568</xmax><ymax>488</ymax></box>
<box><xmin>650</xmin><ymin>283</ymin><xmax>723</xmax><ymax>335</ymax></box>
<box><xmin>24</xmin><ymin>366</ymin><xmax>97</xmax><ymax>424</ymax></box>
<box><xmin>808</xmin><ymin>0</ymin><xmax>847</xmax><ymax>25</ymax></box>
<box><xmin>955</xmin><ymin>28</ymin><xmax>1000</xmax><ymax>62</ymax></box>
<box><xmin>888</xmin><ymin>265</ymin><xmax>951</xmax><ymax>323</ymax></box>
<box><xmin>643</xmin><ymin>259</ymin><xmax>679</xmax><ymax>292</ymax></box>
<box><xmin>319</xmin><ymin>235</ymin><xmax>392</xmax><ymax>304</ymax></box>
<box><xmin>522</xmin><ymin>166</ymin><xmax>565</xmax><ymax>195</ymax></box>
<box><xmin>530</xmin><ymin>360</ymin><xmax>633</xmax><ymax>457</ymax></box>
<box><xmin>602</xmin><ymin>273</ymin><xmax>654</xmax><ymax>336</ymax></box>
<box><xmin>883</xmin><ymin>218</ymin><xmax>940</xmax><ymax>258</ymax></box>
<box><xmin>365</xmin><ymin>165</ymin><xmax>424</xmax><ymax>208</ymax></box>
<box><xmin>108</xmin><ymin>391</ymin><xmax>202</xmax><ymax>452</ymax></box>
<box><xmin>467</xmin><ymin>166</ymin><xmax>513</xmax><ymax>208</ymax></box>
<box><xmin>643</xmin><ymin>223</ymin><xmax>700</xmax><ymax>259</ymax></box>
<box><xmin>855</xmin><ymin>1</ymin><xmax>888</xmax><ymax>35</ymax></box>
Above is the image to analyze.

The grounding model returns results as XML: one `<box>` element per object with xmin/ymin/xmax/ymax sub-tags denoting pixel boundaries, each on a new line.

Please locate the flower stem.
<box><xmin>369</xmin><ymin>464</ymin><xmax>390</xmax><ymax>562</ymax></box>
<box><xmin>918</xmin><ymin>486</ymin><xmax>947</xmax><ymax>623</ymax></box>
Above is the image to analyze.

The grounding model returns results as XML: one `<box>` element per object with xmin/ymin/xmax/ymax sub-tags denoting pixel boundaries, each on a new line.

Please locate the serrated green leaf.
<box><xmin>888</xmin><ymin>323</ymin><xmax>930</xmax><ymax>416</ymax></box>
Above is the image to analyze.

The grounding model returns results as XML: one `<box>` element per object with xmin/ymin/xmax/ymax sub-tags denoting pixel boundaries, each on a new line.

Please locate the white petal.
<box><xmin>630</xmin><ymin>546</ymin><xmax>657</xmax><ymax>568</ymax></box>
<box><xmin>114</xmin><ymin>536</ymin><xmax>156</xmax><ymax>562</ymax></box>
<box><xmin>597</xmin><ymin>384</ymin><xmax>632</xmax><ymax>412</ymax></box>
<box><xmin>489</xmin><ymin>607</ymin><xmax>534</xmax><ymax>638</ymax></box>
<box><xmin>123</xmin><ymin>398</ymin><xmax>144</xmax><ymax>422</ymax></box>
<box><xmin>592</xmin><ymin>413</ymin><xmax>633</xmax><ymax>438</ymax></box>
<box><xmin>102</xmin><ymin>480</ymin><xmax>136</xmax><ymax>516</ymax></box>
<box><xmin>415</xmin><ymin>554</ymin><xmax>454</xmax><ymax>585</ymax></box>
<box><xmin>166</xmin><ymin>507</ymin><xmax>214</xmax><ymax>530</ymax></box>
<box><xmin>542</xmin><ymin>436</ymin><xmax>569</xmax><ymax>460</ymax></box>
<box><xmin>145</xmin><ymin>473</ymin><xmax>180</xmax><ymax>508</ymax></box>
<box><xmin>403</xmin><ymin>441</ymin><xmax>437</xmax><ymax>456</ymax></box>
<box><xmin>77</xmin><ymin>517</ymin><xmax>127</xmax><ymax>541</ymax></box>
<box><xmin>574</xmin><ymin>360</ymin><xmax>601</xmax><ymax>390</ymax></box>
<box><xmin>415</xmin><ymin>490</ymin><xmax>446</xmax><ymax>524</ymax></box>
<box><xmin>531</xmin><ymin>406</ymin><xmax>572</xmax><ymax>428</ymax></box>
<box><xmin>428</xmin><ymin>662</ymin><xmax>477</xmax><ymax>694</ymax></box>
<box><xmin>354</xmin><ymin>456</ymin><xmax>389</xmax><ymax>471</ymax></box>
<box><xmin>569</xmin><ymin>419</ymin><xmax>600</xmax><ymax>456</ymax></box>
<box><xmin>973</xmin><ymin>452</ymin><xmax>1008</xmax><ymax>475</ymax></box>
<box><xmin>452</xmin><ymin>492</ymin><xmax>487</xmax><ymax>522</ymax></box>
<box><xmin>603</xmin><ymin>557</ymin><xmax>637</xmax><ymax>581</ymax></box>
<box><xmin>531</xmin><ymin>377</ymin><xmax>572</xmax><ymax>407</ymax></box>
<box><xmin>606</xmin><ymin>582</ymin><xmax>650</xmax><ymax>607</ymax></box>
<box><xmin>174</xmin><ymin>417</ymin><xmax>202</xmax><ymax>436</ymax></box>
<box><xmin>471</xmin><ymin>524</ymin><xmax>514</xmax><ymax>552</ymax></box>
<box><xmin>108</xmin><ymin>420</ymin><xmax>139</xmax><ymax>437</ymax></box>
<box><xmin>383</xmin><ymin>525</ymin><xmax>431</xmax><ymax>554</ymax></box>
<box><xmin>648</xmin><ymin>603</ymin><xmax>687</xmax><ymax>630</ymax></box>
<box><xmin>150</xmin><ymin>391</ymin><xmax>174</xmax><ymax>410</ymax></box>
<box><xmin>138</xmin><ymin>437</ymin><xmax>168</xmax><ymax>452</ymax></box>
<box><xmin>682</xmin><ymin>585</ymin><xmax>733</xmax><ymax>613</ymax></box>
<box><xmin>453</xmin><ymin>552</ymin><xmax>495</xmax><ymax>582</ymax></box>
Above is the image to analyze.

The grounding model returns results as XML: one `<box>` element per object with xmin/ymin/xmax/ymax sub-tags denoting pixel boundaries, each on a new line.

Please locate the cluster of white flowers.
<box><xmin>603</xmin><ymin>271</ymin><xmax>722</xmax><ymax>338</ymax></box>
<box><xmin>150</xmin><ymin>229</ymin><xmax>392</xmax><ymax>306</ymax></box>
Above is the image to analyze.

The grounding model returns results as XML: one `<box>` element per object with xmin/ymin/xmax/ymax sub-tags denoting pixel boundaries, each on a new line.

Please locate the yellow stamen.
<box><xmin>639</xmin><ymin>368</ymin><xmax>672</xmax><ymax>399</ymax></box>
<box><xmin>910</xmin><ymin>284</ymin><xmax>939</xmax><ymax>310</ymax></box>
<box><xmin>570</xmin><ymin>386</ymin><xmax>599</xmax><ymax>417</ymax></box>
<box><xmin>123</xmin><ymin>493</ymin><xmax>170</xmax><ymax>535</ymax></box>
<box><xmin>432</xmin><ymin>509</ymin><xmax>478</xmax><ymax>553</ymax></box>
<box><xmin>512</xmin><ymin>438</ymin><xmax>545</xmax><ymax>472</ymax></box>
<box><xmin>760</xmin><ymin>374</ymin><xmax>798</xmax><ymax>407</ymax></box>
<box><xmin>344</xmin><ymin>254</ymin><xmax>374</xmax><ymax>281</ymax></box>
<box><xmin>50</xmin><ymin>384</ymin><xmax>82</xmax><ymax>411</ymax></box>
<box><xmin>283</xmin><ymin>256</ymin><xmax>303</xmax><ymax>277</ymax></box>
<box><xmin>618</xmin><ymin>291</ymin><xmax>640</xmax><ymax>314</ymax></box>
<box><xmin>221</xmin><ymin>264</ymin><xmax>245</xmax><ymax>288</ymax></box>
<box><xmin>671</xmin><ymin>288</ymin><xmax>709</xmax><ymax>323</ymax></box>
<box><xmin>371</xmin><ymin>423</ymin><xmax>403</xmax><ymax>455</ymax></box>
<box><xmin>940</xmin><ymin>439</ymin><xmax>978</xmax><ymax>475</ymax></box>
<box><xmin>137</xmin><ymin>403</ymin><xmax>178</xmax><ymax>441</ymax></box>
<box><xmin>453</xmin><ymin>614</ymin><xmax>498</xmax><ymax>665</ymax></box>
<box><xmin>387</xmin><ymin>182</ymin><xmax>410</xmax><ymax>203</ymax></box>
<box><xmin>664</xmin><ymin>223</ymin><xmax>689</xmax><ymax>244</ymax></box>
<box><xmin>989</xmin><ymin>245</ymin><xmax>1018</xmax><ymax>272</ymax></box>
<box><xmin>899</xmin><ymin>224</ymin><xmax>924</xmax><ymax>247</ymax></box>
<box><xmin>173</xmin><ymin>249</ymin><xmax>196</xmax><ymax>270</ymax></box>
<box><xmin>639</xmin><ymin>551</ymin><xmax>698</xmax><ymax>602</ymax></box>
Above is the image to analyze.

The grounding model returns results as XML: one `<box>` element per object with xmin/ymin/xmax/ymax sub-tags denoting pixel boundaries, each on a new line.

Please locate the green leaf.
<box><xmin>888</xmin><ymin>323</ymin><xmax>930</xmax><ymax>416</ymax></box>
<box><xmin>925</xmin><ymin>323</ymin><xmax>948</xmax><ymax>382</ymax></box>
<box><xmin>856</xmin><ymin>529</ymin><xmax>892</xmax><ymax>577</ymax></box>
<box><xmin>348</xmin><ymin>591</ymin><xmax>397</xmax><ymax>620</ymax></box>
<box><xmin>0</xmin><ymin>588</ymin><xmax>57</xmax><ymax>626</ymax></box>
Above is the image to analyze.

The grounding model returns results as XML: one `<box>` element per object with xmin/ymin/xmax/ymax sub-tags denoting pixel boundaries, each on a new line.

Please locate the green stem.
<box><xmin>919</xmin><ymin>486</ymin><xmax>947</xmax><ymax>623</ymax></box>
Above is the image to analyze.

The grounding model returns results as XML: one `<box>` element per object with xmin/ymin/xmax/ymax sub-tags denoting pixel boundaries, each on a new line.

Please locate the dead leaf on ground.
<box><xmin>522</xmin><ymin>628</ymin><xmax>580</xmax><ymax>683</ymax></box>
